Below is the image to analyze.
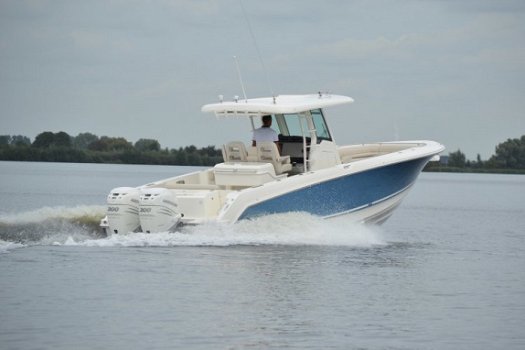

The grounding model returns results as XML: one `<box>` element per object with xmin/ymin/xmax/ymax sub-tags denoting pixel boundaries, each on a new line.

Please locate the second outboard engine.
<box><xmin>139</xmin><ymin>188</ymin><xmax>182</xmax><ymax>233</ymax></box>
<box><xmin>106</xmin><ymin>187</ymin><xmax>141</xmax><ymax>234</ymax></box>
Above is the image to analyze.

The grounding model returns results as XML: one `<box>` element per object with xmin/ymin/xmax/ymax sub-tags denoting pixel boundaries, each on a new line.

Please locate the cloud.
<box><xmin>287</xmin><ymin>10</ymin><xmax>525</xmax><ymax>73</ymax></box>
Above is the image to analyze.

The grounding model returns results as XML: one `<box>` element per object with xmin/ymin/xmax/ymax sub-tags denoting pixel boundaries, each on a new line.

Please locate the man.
<box><xmin>252</xmin><ymin>115</ymin><xmax>279</xmax><ymax>149</ymax></box>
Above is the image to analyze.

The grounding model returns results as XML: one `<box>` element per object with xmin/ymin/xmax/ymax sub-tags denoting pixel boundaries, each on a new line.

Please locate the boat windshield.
<box><xmin>274</xmin><ymin>109</ymin><xmax>332</xmax><ymax>142</ymax></box>
<box><xmin>311</xmin><ymin>109</ymin><xmax>331</xmax><ymax>140</ymax></box>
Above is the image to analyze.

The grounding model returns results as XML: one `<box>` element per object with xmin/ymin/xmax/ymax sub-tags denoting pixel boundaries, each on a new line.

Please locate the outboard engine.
<box><xmin>139</xmin><ymin>188</ymin><xmax>182</xmax><ymax>233</ymax></box>
<box><xmin>106</xmin><ymin>187</ymin><xmax>141</xmax><ymax>234</ymax></box>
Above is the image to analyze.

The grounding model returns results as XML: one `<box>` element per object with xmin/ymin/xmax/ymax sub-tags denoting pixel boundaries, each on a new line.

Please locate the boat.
<box><xmin>100</xmin><ymin>93</ymin><xmax>444</xmax><ymax>234</ymax></box>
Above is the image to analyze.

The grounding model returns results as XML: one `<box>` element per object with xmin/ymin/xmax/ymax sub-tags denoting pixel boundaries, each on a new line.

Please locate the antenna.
<box><xmin>239</xmin><ymin>0</ymin><xmax>275</xmax><ymax>98</ymax></box>
<box><xmin>233</xmin><ymin>56</ymin><xmax>248</xmax><ymax>102</ymax></box>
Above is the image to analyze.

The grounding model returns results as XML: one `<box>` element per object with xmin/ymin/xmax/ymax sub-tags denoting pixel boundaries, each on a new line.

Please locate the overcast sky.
<box><xmin>1</xmin><ymin>0</ymin><xmax>524</xmax><ymax>159</ymax></box>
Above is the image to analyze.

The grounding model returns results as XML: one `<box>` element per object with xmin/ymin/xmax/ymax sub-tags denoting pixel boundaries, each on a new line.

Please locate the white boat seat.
<box><xmin>246</xmin><ymin>146</ymin><xmax>258</xmax><ymax>162</ymax></box>
<box><xmin>257</xmin><ymin>142</ymin><xmax>292</xmax><ymax>174</ymax></box>
<box><xmin>222</xmin><ymin>141</ymin><xmax>248</xmax><ymax>162</ymax></box>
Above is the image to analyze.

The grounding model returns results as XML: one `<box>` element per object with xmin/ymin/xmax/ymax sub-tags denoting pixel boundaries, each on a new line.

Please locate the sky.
<box><xmin>1</xmin><ymin>0</ymin><xmax>524</xmax><ymax>159</ymax></box>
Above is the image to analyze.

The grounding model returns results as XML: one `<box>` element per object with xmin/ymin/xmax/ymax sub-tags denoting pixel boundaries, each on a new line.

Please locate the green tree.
<box><xmin>134</xmin><ymin>138</ymin><xmax>161</xmax><ymax>152</ymax></box>
<box><xmin>489</xmin><ymin>135</ymin><xmax>525</xmax><ymax>169</ymax></box>
<box><xmin>448</xmin><ymin>149</ymin><xmax>467</xmax><ymax>168</ymax></box>
<box><xmin>88</xmin><ymin>136</ymin><xmax>110</xmax><ymax>151</ymax></box>
<box><xmin>184</xmin><ymin>145</ymin><xmax>197</xmax><ymax>154</ymax></box>
<box><xmin>32</xmin><ymin>132</ymin><xmax>56</xmax><ymax>148</ymax></box>
<box><xmin>32</xmin><ymin>131</ymin><xmax>71</xmax><ymax>148</ymax></box>
<box><xmin>73</xmin><ymin>132</ymin><xmax>99</xmax><ymax>149</ymax></box>
<box><xmin>0</xmin><ymin>135</ymin><xmax>12</xmax><ymax>146</ymax></box>
<box><xmin>200</xmin><ymin>145</ymin><xmax>221</xmax><ymax>158</ymax></box>
<box><xmin>88</xmin><ymin>136</ymin><xmax>132</xmax><ymax>152</ymax></box>
<box><xmin>54</xmin><ymin>131</ymin><xmax>72</xmax><ymax>148</ymax></box>
<box><xmin>11</xmin><ymin>135</ymin><xmax>31</xmax><ymax>146</ymax></box>
<box><xmin>108</xmin><ymin>137</ymin><xmax>133</xmax><ymax>151</ymax></box>
<box><xmin>173</xmin><ymin>149</ymin><xmax>187</xmax><ymax>165</ymax></box>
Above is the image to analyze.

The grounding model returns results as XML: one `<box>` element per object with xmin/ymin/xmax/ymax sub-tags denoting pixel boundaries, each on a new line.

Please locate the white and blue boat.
<box><xmin>101</xmin><ymin>93</ymin><xmax>444</xmax><ymax>234</ymax></box>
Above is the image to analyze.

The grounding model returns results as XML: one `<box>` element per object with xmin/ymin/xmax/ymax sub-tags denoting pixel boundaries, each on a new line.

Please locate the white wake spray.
<box><xmin>1</xmin><ymin>207</ymin><xmax>384</xmax><ymax>251</ymax></box>
<box><xmin>63</xmin><ymin>212</ymin><xmax>385</xmax><ymax>248</ymax></box>
<box><xmin>0</xmin><ymin>205</ymin><xmax>106</xmax><ymax>252</ymax></box>
<box><xmin>0</xmin><ymin>205</ymin><xmax>106</xmax><ymax>225</ymax></box>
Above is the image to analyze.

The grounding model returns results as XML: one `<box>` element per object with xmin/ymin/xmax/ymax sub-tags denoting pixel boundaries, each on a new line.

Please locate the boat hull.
<box><xmin>235</xmin><ymin>156</ymin><xmax>430</xmax><ymax>224</ymax></box>
<box><xmin>101</xmin><ymin>140</ymin><xmax>443</xmax><ymax>233</ymax></box>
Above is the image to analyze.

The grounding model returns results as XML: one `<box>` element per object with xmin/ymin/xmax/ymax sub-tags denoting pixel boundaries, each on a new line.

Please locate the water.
<box><xmin>1</xmin><ymin>161</ymin><xmax>524</xmax><ymax>349</ymax></box>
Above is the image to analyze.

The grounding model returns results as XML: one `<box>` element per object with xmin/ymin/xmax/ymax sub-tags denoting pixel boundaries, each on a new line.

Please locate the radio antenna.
<box><xmin>239</xmin><ymin>0</ymin><xmax>275</xmax><ymax>99</ymax></box>
<box><xmin>233</xmin><ymin>56</ymin><xmax>248</xmax><ymax>102</ymax></box>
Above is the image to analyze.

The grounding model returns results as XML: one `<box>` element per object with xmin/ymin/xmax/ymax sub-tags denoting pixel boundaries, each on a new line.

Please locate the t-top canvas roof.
<box><xmin>201</xmin><ymin>94</ymin><xmax>353</xmax><ymax>118</ymax></box>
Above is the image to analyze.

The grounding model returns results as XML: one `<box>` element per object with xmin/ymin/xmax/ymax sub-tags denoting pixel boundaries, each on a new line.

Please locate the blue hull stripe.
<box><xmin>238</xmin><ymin>156</ymin><xmax>430</xmax><ymax>220</ymax></box>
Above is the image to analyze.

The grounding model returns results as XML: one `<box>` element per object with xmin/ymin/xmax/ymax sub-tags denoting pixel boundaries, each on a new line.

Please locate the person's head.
<box><xmin>262</xmin><ymin>115</ymin><xmax>272</xmax><ymax>127</ymax></box>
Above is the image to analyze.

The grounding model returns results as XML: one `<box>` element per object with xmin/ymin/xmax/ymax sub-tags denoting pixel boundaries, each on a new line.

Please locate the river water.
<box><xmin>1</xmin><ymin>161</ymin><xmax>524</xmax><ymax>349</ymax></box>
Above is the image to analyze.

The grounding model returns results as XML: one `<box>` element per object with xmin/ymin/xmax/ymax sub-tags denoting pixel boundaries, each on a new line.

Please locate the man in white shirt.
<box><xmin>252</xmin><ymin>115</ymin><xmax>280</xmax><ymax>151</ymax></box>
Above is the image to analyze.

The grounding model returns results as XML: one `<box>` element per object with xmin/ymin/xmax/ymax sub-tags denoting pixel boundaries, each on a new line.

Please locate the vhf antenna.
<box><xmin>233</xmin><ymin>55</ymin><xmax>248</xmax><ymax>102</ymax></box>
<box><xmin>239</xmin><ymin>0</ymin><xmax>275</xmax><ymax>101</ymax></box>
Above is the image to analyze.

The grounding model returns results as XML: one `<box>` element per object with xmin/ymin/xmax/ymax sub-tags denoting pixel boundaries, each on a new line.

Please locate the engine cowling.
<box><xmin>139</xmin><ymin>188</ymin><xmax>182</xmax><ymax>233</ymax></box>
<box><xmin>106</xmin><ymin>187</ymin><xmax>141</xmax><ymax>234</ymax></box>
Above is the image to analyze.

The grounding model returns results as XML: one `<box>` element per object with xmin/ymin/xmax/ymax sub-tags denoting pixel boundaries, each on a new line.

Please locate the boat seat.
<box><xmin>246</xmin><ymin>146</ymin><xmax>258</xmax><ymax>162</ymax></box>
<box><xmin>222</xmin><ymin>141</ymin><xmax>248</xmax><ymax>162</ymax></box>
<box><xmin>257</xmin><ymin>142</ymin><xmax>292</xmax><ymax>175</ymax></box>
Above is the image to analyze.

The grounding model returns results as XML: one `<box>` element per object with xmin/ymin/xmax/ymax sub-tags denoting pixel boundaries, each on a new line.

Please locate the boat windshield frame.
<box><xmin>249</xmin><ymin>108</ymin><xmax>335</xmax><ymax>171</ymax></box>
<box><xmin>273</xmin><ymin>108</ymin><xmax>333</xmax><ymax>143</ymax></box>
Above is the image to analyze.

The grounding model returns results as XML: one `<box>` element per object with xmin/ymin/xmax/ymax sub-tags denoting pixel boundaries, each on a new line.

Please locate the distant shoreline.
<box><xmin>3</xmin><ymin>133</ymin><xmax>525</xmax><ymax>174</ymax></box>
<box><xmin>1</xmin><ymin>159</ymin><xmax>523</xmax><ymax>175</ymax></box>
<box><xmin>423</xmin><ymin>166</ymin><xmax>525</xmax><ymax>175</ymax></box>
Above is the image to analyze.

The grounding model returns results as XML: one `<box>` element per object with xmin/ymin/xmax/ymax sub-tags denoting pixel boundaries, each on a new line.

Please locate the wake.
<box><xmin>0</xmin><ymin>207</ymin><xmax>384</xmax><ymax>253</ymax></box>
<box><xmin>0</xmin><ymin>205</ymin><xmax>105</xmax><ymax>252</ymax></box>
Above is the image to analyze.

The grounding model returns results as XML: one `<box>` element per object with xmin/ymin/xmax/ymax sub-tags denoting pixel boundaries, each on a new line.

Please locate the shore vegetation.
<box><xmin>1</xmin><ymin>132</ymin><xmax>524</xmax><ymax>173</ymax></box>
<box><xmin>0</xmin><ymin>132</ymin><xmax>222</xmax><ymax>166</ymax></box>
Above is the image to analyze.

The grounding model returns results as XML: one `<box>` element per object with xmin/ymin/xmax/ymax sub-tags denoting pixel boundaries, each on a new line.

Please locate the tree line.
<box><xmin>425</xmin><ymin>135</ymin><xmax>525</xmax><ymax>174</ymax></box>
<box><xmin>1</xmin><ymin>131</ymin><xmax>524</xmax><ymax>172</ymax></box>
<box><xmin>0</xmin><ymin>131</ymin><xmax>223</xmax><ymax>166</ymax></box>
